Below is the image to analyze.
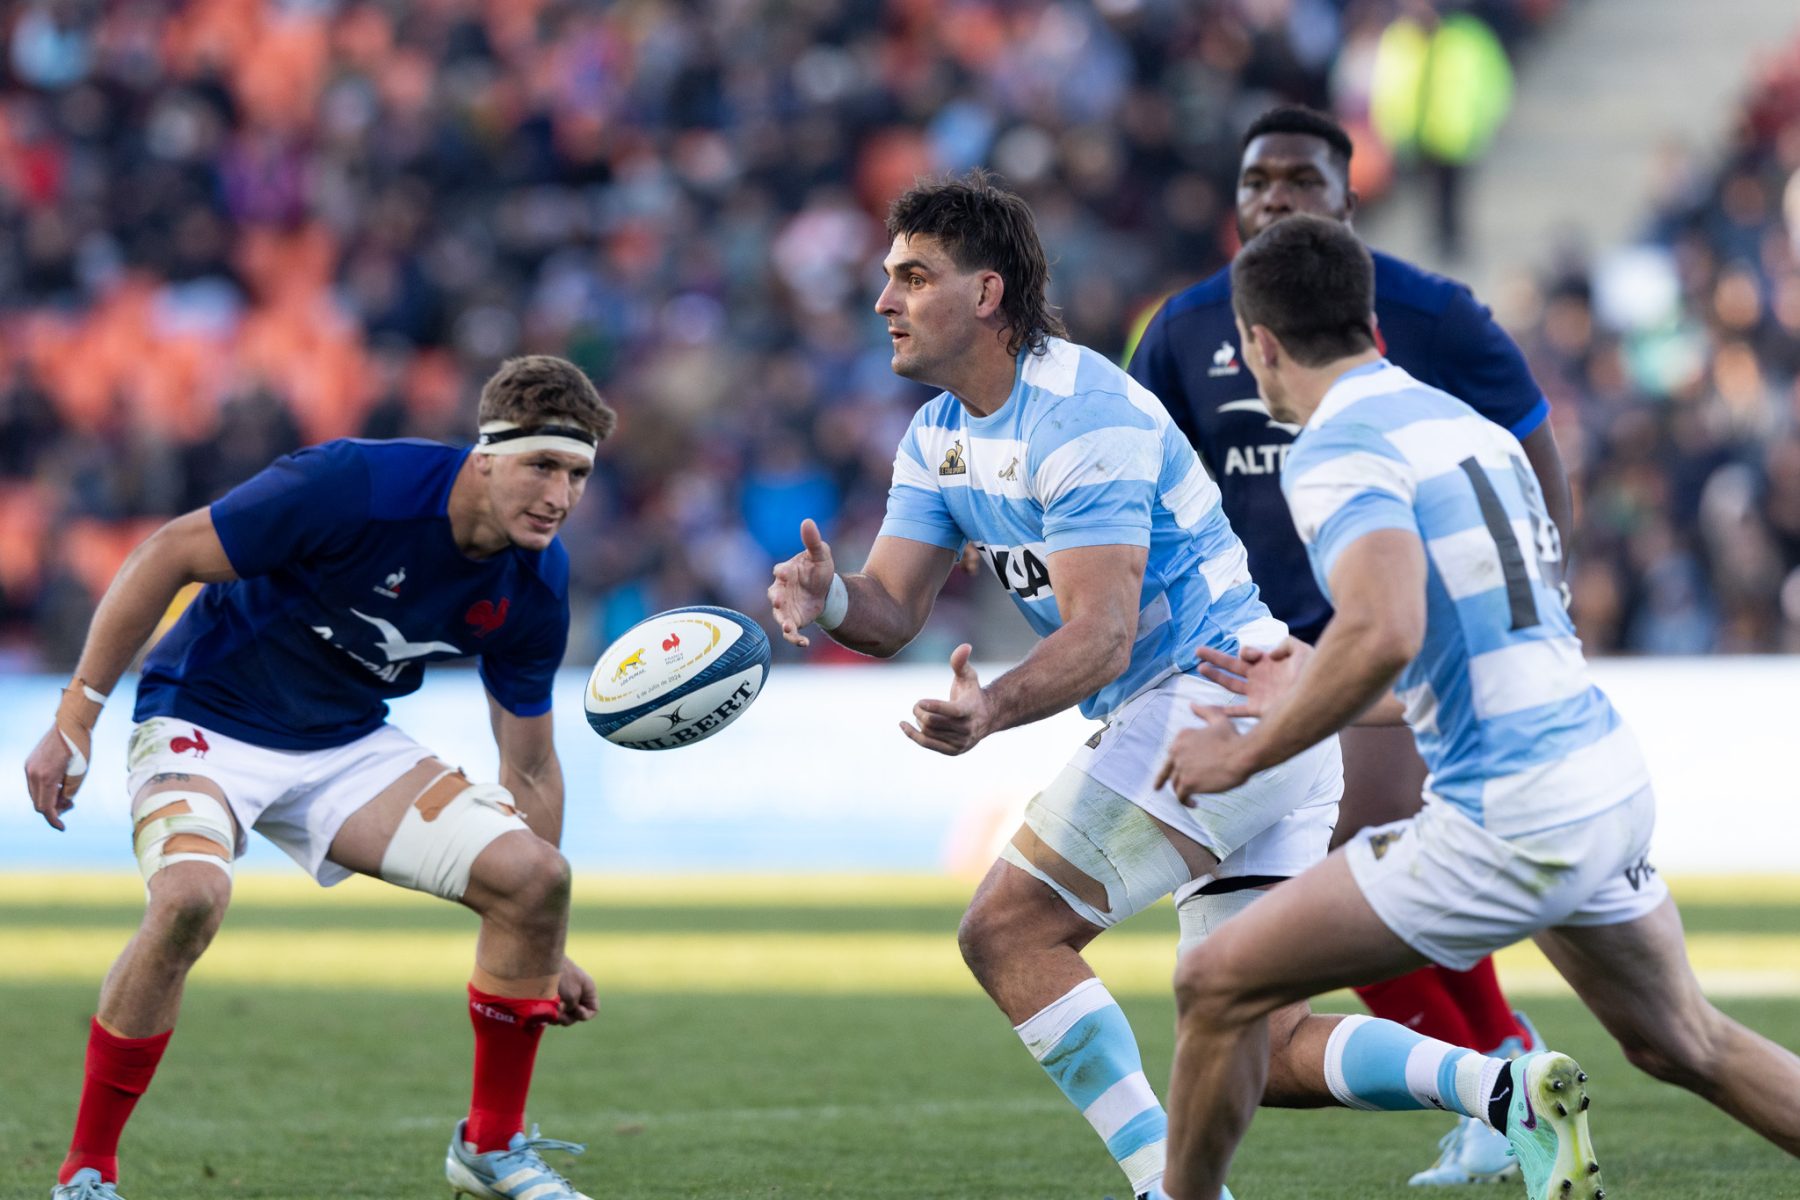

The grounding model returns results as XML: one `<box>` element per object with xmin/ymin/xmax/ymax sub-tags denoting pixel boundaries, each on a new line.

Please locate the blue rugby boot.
<box><xmin>1503</xmin><ymin>1051</ymin><xmax>1604</xmax><ymax>1200</ymax></box>
<box><xmin>1407</xmin><ymin>1115</ymin><xmax>1520</xmax><ymax>1186</ymax></box>
<box><xmin>445</xmin><ymin>1120</ymin><xmax>594</xmax><ymax>1200</ymax></box>
<box><xmin>51</xmin><ymin>1170</ymin><xmax>123</xmax><ymax>1200</ymax></box>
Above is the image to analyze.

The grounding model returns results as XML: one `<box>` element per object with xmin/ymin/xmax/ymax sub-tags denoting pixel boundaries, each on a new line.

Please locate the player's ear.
<box><xmin>975</xmin><ymin>271</ymin><xmax>1005</xmax><ymax>321</ymax></box>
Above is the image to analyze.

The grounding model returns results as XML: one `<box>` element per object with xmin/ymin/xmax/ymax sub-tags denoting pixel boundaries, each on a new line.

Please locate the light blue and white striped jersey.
<box><xmin>879</xmin><ymin>337</ymin><xmax>1283</xmax><ymax>720</ymax></box>
<box><xmin>1284</xmin><ymin>360</ymin><xmax>1649</xmax><ymax>835</ymax></box>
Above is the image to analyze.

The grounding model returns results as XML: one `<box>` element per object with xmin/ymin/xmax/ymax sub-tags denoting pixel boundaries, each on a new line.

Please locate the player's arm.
<box><xmin>1159</xmin><ymin>530</ymin><xmax>1425</xmax><ymax>799</ymax></box>
<box><xmin>901</xmin><ymin>543</ymin><xmax>1145</xmax><ymax>755</ymax></box>
<box><xmin>1518</xmin><ymin>421</ymin><xmax>1573</xmax><ymax>574</ymax></box>
<box><xmin>487</xmin><ymin>696</ymin><xmax>565</xmax><ymax>848</ymax></box>
<box><xmin>24</xmin><ymin>509</ymin><xmax>238</xmax><ymax>830</ymax></box>
<box><xmin>769</xmin><ymin>519</ymin><xmax>957</xmax><ymax>657</ymax></box>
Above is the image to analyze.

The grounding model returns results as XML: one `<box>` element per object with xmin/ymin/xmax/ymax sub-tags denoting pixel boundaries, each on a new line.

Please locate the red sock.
<box><xmin>59</xmin><ymin>1018</ymin><xmax>172</xmax><ymax>1185</ymax></box>
<box><xmin>1433</xmin><ymin>957</ymin><xmax>1527</xmax><ymax>1052</ymax></box>
<box><xmin>1354</xmin><ymin>968</ymin><xmax>1480</xmax><ymax>1048</ymax></box>
<box><xmin>466</xmin><ymin>986</ymin><xmax>560</xmax><ymax>1153</ymax></box>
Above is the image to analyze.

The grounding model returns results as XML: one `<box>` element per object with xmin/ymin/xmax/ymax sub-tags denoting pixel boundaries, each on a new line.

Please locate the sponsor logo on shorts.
<box><xmin>1085</xmin><ymin>723</ymin><xmax>1108</xmax><ymax>749</ymax></box>
<box><xmin>1368</xmin><ymin>829</ymin><xmax>1404</xmax><ymax>860</ymax></box>
<box><xmin>1624</xmin><ymin>853</ymin><xmax>1657</xmax><ymax>892</ymax></box>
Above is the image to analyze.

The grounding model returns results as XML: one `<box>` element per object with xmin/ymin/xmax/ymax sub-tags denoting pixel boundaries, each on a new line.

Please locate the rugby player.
<box><xmin>769</xmin><ymin>171</ymin><xmax>1341</xmax><ymax>1200</ymax></box>
<box><xmin>1129</xmin><ymin>104</ymin><xmax>1571</xmax><ymax>1185</ymax></box>
<box><xmin>24</xmin><ymin>356</ymin><xmax>610</xmax><ymax>1200</ymax></box>
<box><xmin>1155</xmin><ymin>215</ymin><xmax>1800</xmax><ymax>1200</ymax></box>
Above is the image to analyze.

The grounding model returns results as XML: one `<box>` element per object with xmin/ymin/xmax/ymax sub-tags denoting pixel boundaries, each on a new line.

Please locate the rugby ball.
<box><xmin>584</xmin><ymin>606</ymin><xmax>771</xmax><ymax>750</ymax></box>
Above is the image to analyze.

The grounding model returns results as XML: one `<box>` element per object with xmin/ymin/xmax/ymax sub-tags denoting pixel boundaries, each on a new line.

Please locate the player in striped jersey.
<box><xmin>1154</xmin><ymin>215</ymin><xmax>1800</xmax><ymax>1200</ymax></box>
<box><xmin>768</xmin><ymin>172</ymin><xmax>1343</xmax><ymax>1200</ymax></box>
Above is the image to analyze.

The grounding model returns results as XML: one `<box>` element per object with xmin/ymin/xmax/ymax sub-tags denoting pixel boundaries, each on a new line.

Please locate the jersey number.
<box><xmin>1457</xmin><ymin>456</ymin><xmax>1561</xmax><ymax>631</ymax></box>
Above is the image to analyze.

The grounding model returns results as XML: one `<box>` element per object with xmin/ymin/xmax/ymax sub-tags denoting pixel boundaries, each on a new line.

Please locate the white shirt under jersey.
<box><xmin>879</xmin><ymin>337</ymin><xmax>1284</xmax><ymax>721</ymax></box>
<box><xmin>1283</xmin><ymin>360</ymin><xmax>1649</xmax><ymax>836</ymax></box>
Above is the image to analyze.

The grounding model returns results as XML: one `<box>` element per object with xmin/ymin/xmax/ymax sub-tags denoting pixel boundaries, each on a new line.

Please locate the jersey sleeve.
<box><xmin>876</xmin><ymin>419</ymin><xmax>964</xmax><ymax>550</ymax></box>
<box><xmin>1030</xmin><ymin>393</ymin><xmax>1161</xmax><ymax>554</ymax></box>
<box><xmin>1430</xmin><ymin>287</ymin><xmax>1549</xmax><ymax>439</ymax></box>
<box><xmin>1283</xmin><ymin>423</ymin><xmax>1420</xmax><ymax>581</ymax></box>
<box><xmin>478</xmin><ymin>549</ymin><xmax>570</xmax><ymax>718</ymax></box>
<box><xmin>209</xmin><ymin>441</ymin><xmax>373</xmax><ymax>578</ymax></box>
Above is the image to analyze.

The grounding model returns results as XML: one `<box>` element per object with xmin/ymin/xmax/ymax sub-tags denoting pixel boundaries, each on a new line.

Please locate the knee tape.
<box><xmin>1000</xmin><ymin>767</ymin><xmax>1192</xmax><ymax>928</ymax></box>
<box><xmin>132</xmin><ymin>790</ymin><xmax>234</xmax><ymax>883</ymax></box>
<box><xmin>1175</xmin><ymin>886</ymin><xmax>1269</xmax><ymax>959</ymax></box>
<box><xmin>379</xmin><ymin>771</ymin><xmax>529</xmax><ymax>900</ymax></box>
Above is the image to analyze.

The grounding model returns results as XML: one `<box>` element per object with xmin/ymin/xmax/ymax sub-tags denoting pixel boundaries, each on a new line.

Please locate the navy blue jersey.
<box><xmin>1128</xmin><ymin>249</ymin><xmax>1548</xmax><ymax>642</ymax></box>
<box><xmin>135</xmin><ymin>439</ymin><xmax>571</xmax><ymax>750</ymax></box>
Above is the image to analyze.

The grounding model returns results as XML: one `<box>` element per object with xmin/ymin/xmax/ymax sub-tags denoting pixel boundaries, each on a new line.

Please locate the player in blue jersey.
<box><xmin>23</xmin><ymin>356</ymin><xmax>612</xmax><ymax>1200</ymax></box>
<box><xmin>1129</xmin><ymin>105</ymin><xmax>1570</xmax><ymax>1185</ymax></box>
<box><xmin>768</xmin><ymin>171</ymin><xmax>1341</xmax><ymax>1200</ymax></box>
<box><xmin>1153</xmin><ymin>215</ymin><xmax>1800</xmax><ymax>1200</ymax></box>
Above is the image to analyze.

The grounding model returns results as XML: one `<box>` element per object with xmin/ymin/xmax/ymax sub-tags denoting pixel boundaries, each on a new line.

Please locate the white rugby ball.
<box><xmin>584</xmin><ymin>606</ymin><xmax>771</xmax><ymax>750</ymax></box>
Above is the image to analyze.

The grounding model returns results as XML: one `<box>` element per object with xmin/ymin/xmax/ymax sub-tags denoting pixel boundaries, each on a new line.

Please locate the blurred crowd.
<box><xmin>1508</xmin><ymin>33</ymin><xmax>1800</xmax><ymax>654</ymax></box>
<box><xmin>11</xmin><ymin>0</ymin><xmax>1786</xmax><ymax>674</ymax></box>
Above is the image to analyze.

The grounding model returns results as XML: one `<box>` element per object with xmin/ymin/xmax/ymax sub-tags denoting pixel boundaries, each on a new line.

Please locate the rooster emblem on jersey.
<box><xmin>939</xmin><ymin>440</ymin><xmax>967</xmax><ymax>476</ymax></box>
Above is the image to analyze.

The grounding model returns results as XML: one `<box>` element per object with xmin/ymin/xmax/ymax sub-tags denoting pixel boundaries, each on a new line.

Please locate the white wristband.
<box><xmin>817</xmin><ymin>573</ymin><xmax>850</xmax><ymax>631</ymax></box>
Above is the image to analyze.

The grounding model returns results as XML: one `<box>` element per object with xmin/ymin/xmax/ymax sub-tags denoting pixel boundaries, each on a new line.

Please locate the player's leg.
<box><xmin>1536</xmin><ymin>896</ymin><xmax>1800</xmax><ymax>1154</ymax></box>
<box><xmin>59</xmin><ymin>771</ymin><xmax>240</xmax><ymax>1194</ymax></box>
<box><xmin>1166</xmin><ymin>798</ymin><xmax>1582</xmax><ymax>1200</ymax></box>
<box><xmin>1334</xmin><ymin>724</ymin><xmax>1527</xmax><ymax>1186</ymax></box>
<box><xmin>961</xmin><ymin>783</ymin><xmax>1209</xmax><ymax>1200</ymax></box>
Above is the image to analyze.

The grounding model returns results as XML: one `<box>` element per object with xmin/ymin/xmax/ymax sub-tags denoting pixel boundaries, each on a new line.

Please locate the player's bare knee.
<box><xmin>1174</xmin><ymin>939</ymin><xmax>1266</xmax><ymax>1031</ymax></box>
<box><xmin>468</xmin><ymin>832</ymin><xmax>570</xmax><ymax>925</ymax></box>
<box><xmin>143</xmin><ymin>868</ymin><xmax>231</xmax><ymax>962</ymax></box>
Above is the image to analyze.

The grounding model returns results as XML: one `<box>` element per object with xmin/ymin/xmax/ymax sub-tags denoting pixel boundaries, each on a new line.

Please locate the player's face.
<box><xmin>482</xmin><ymin>449</ymin><xmax>592</xmax><ymax>550</ymax></box>
<box><xmin>875</xmin><ymin>233</ymin><xmax>990</xmax><ymax>387</ymax></box>
<box><xmin>1236</xmin><ymin>134</ymin><xmax>1354</xmax><ymax>242</ymax></box>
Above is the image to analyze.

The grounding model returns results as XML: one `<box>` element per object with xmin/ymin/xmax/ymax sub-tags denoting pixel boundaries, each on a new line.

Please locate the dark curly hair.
<box><xmin>885</xmin><ymin>169</ymin><xmax>1067</xmax><ymax>358</ymax></box>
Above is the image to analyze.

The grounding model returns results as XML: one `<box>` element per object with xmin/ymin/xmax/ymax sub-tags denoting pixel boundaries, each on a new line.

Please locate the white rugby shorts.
<box><xmin>1345</xmin><ymin>785</ymin><xmax>1668</xmax><ymax>971</ymax></box>
<box><xmin>126</xmin><ymin>716</ymin><xmax>434</xmax><ymax>885</ymax></box>
<box><xmin>1071</xmin><ymin>671</ymin><xmax>1343</xmax><ymax>868</ymax></box>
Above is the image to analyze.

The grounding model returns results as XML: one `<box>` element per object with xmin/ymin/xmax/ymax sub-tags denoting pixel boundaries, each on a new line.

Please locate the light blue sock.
<box><xmin>1016</xmin><ymin>979</ymin><xmax>1169</xmax><ymax>1197</ymax></box>
<box><xmin>1322</xmin><ymin>1014</ymin><xmax>1505</xmax><ymax>1121</ymax></box>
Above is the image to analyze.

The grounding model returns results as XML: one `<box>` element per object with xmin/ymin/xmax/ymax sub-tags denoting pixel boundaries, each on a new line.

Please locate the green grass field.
<box><xmin>2</xmin><ymin>874</ymin><xmax>1797</xmax><ymax>1200</ymax></box>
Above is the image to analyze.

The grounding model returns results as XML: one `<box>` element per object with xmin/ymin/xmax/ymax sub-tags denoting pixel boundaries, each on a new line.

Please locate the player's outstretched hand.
<box><xmin>768</xmin><ymin>518</ymin><xmax>836</xmax><ymax>648</ymax></box>
<box><xmin>901</xmin><ymin>643</ymin><xmax>993</xmax><ymax>756</ymax></box>
<box><xmin>553</xmin><ymin>957</ymin><xmax>599</xmax><ymax>1026</ymax></box>
<box><xmin>1195</xmin><ymin>636</ymin><xmax>1312</xmax><ymax>718</ymax></box>
<box><xmin>1155</xmin><ymin>705</ymin><xmax>1253</xmax><ymax>803</ymax></box>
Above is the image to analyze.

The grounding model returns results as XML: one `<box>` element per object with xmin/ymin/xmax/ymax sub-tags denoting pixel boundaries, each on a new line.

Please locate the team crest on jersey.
<box><xmin>465</xmin><ymin>598</ymin><xmax>509</xmax><ymax>637</ymax></box>
<box><xmin>997</xmin><ymin>456</ymin><xmax>1019</xmax><ymax>481</ymax></box>
<box><xmin>1208</xmin><ymin>340</ymin><xmax>1241</xmax><ymax>377</ymax></box>
<box><xmin>374</xmin><ymin>567</ymin><xmax>406</xmax><ymax>599</ymax></box>
<box><xmin>938</xmin><ymin>440</ymin><xmax>967</xmax><ymax>476</ymax></box>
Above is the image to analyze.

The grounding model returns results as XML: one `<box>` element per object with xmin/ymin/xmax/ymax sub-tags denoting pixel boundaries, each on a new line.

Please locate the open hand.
<box><xmin>1154</xmin><ymin>705</ymin><xmax>1254</xmax><ymax>803</ymax></box>
<box><xmin>900</xmin><ymin>644</ymin><xmax>992</xmax><ymax>755</ymax></box>
<box><xmin>769</xmin><ymin>518</ymin><xmax>836</xmax><ymax>648</ymax></box>
<box><xmin>1194</xmin><ymin>636</ymin><xmax>1312</xmax><ymax>719</ymax></box>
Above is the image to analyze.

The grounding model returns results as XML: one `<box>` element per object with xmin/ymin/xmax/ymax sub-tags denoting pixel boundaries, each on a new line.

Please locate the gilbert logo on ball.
<box><xmin>585</xmin><ymin>606</ymin><xmax>771</xmax><ymax>750</ymax></box>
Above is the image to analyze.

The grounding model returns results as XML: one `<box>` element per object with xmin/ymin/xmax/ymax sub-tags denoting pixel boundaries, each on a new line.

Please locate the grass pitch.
<box><xmin>1</xmin><ymin>874</ymin><xmax>1797</xmax><ymax>1199</ymax></box>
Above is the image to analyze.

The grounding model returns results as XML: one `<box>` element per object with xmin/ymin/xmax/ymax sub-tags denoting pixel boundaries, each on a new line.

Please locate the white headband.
<box><xmin>474</xmin><ymin>420</ymin><xmax>598</xmax><ymax>462</ymax></box>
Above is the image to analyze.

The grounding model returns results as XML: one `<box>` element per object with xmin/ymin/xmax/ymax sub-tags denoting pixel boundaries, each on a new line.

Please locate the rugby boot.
<box><xmin>445</xmin><ymin>1120</ymin><xmax>595</xmax><ymax>1200</ymax></box>
<box><xmin>1407</xmin><ymin>1116</ymin><xmax>1520</xmax><ymax>1186</ymax></box>
<box><xmin>1503</xmin><ymin>1051</ymin><xmax>1604</xmax><ymax>1200</ymax></box>
<box><xmin>51</xmin><ymin>1169</ymin><xmax>123</xmax><ymax>1200</ymax></box>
